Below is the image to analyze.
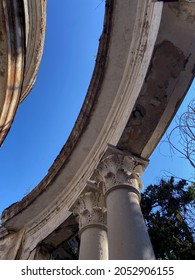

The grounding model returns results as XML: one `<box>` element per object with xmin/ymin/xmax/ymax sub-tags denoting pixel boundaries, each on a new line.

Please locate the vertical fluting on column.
<box><xmin>95</xmin><ymin>152</ymin><xmax>155</xmax><ymax>260</ymax></box>
<box><xmin>73</xmin><ymin>189</ymin><xmax>108</xmax><ymax>260</ymax></box>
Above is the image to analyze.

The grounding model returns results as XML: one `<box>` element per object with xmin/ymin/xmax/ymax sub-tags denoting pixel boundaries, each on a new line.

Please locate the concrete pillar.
<box><xmin>95</xmin><ymin>152</ymin><xmax>155</xmax><ymax>260</ymax></box>
<box><xmin>73</xmin><ymin>190</ymin><xmax>108</xmax><ymax>260</ymax></box>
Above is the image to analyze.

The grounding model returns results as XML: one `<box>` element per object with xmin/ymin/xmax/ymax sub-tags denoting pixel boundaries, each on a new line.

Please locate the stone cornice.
<box><xmin>0</xmin><ymin>0</ymin><xmax>25</xmax><ymax>145</ymax></box>
<box><xmin>20</xmin><ymin>0</ymin><xmax>46</xmax><ymax>101</ymax></box>
<box><xmin>0</xmin><ymin>0</ymin><xmax>46</xmax><ymax>146</ymax></box>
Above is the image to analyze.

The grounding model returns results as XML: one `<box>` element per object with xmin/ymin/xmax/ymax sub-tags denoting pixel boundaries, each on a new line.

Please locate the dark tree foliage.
<box><xmin>141</xmin><ymin>177</ymin><xmax>195</xmax><ymax>260</ymax></box>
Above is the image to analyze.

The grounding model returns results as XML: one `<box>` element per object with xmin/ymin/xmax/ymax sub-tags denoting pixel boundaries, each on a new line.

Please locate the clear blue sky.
<box><xmin>0</xmin><ymin>0</ymin><xmax>194</xmax><ymax>216</ymax></box>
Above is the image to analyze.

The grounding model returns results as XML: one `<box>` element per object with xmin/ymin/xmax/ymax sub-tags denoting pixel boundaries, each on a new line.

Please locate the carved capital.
<box><xmin>73</xmin><ymin>191</ymin><xmax>106</xmax><ymax>232</ymax></box>
<box><xmin>95</xmin><ymin>153</ymin><xmax>145</xmax><ymax>195</ymax></box>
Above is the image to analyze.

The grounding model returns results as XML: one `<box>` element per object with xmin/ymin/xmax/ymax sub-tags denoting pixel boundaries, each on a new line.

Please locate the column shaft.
<box><xmin>106</xmin><ymin>187</ymin><xmax>155</xmax><ymax>260</ymax></box>
<box><xmin>79</xmin><ymin>227</ymin><xmax>108</xmax><ymax>260</ymax></box>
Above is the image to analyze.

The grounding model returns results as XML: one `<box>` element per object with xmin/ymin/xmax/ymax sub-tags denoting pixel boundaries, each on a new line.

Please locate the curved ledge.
<box><xmin>0</xmin><ymin>0</ymin><xmax>46</xmax><ymax>146</ymax></box>
<box><xmin>20</xmin><ymin>0</ymin><xmax>46</xmax><ymax>101</ymax></box>
<box><xmin>0</xmin><ymin>0</ymin><xmax>25</xmax><ymax>146</ymax></box>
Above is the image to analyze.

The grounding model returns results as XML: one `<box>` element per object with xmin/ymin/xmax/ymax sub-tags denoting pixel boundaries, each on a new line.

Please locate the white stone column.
<box><xmin>95</xmin><ymin>152</ymin><xmax>155</xmax><ymax>260</ymax></box>
<box><xmin>73</xmin><ymin>190</ymin><xmax>108</xmax><ymax>260</ymax></box>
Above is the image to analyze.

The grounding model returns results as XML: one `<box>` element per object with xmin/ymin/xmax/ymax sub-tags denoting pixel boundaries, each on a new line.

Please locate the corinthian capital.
<box><xmin>95</xmin><ymin>153</ymin><xmax>145</xmax><ymax>195</ymax></box>
<box><xmin>73</xmin><ymin>190</ymin><xmax>106</xmax><ymax>232</ymax></box>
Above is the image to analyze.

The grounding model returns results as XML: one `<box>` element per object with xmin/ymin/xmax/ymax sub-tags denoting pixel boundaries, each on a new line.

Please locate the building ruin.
<box><xmin>0</xmin><ymin>0</ymin><xmax>195</xmax><ymax>259</ymax></box>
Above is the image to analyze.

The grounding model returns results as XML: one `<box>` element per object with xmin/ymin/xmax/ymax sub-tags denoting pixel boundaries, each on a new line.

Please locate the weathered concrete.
<box><xmin>1</xmin><ymin>0</ymin><xmax>195</xmax><ymax>259</ymax></box>
<box><xmin>0</xmin><ymin>229</ymin><xmax>24</xmax><ymax>260</ymax></box>
<box><xmin>0</xmin><ymin>0</ymin><xmax>46</xmax><ymax>146</ymax></box>
<box><xmin>118</xmin><ymin>2</ymin><xmax>195</xmax><ymax>157</ymax></box>
<box><xmin>79</xmin><ymin>227</ymin><xmax>108</xmax><ymax>260</ymax></box>
<box><xmin>106</xmin><ymin>188</ymin><xmax>155</xmax><ymax>260</ymax></box>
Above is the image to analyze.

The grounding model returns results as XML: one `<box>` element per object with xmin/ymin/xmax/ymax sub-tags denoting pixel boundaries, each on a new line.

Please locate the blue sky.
<box><xmin>0</xmin><ymin>0</ymin><xmax>194</xmax><ymax>216</ymax></box>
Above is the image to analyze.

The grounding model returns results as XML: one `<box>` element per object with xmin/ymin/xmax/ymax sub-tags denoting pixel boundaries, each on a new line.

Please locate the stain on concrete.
<box><xmin>118</xmin><ymin>40</ymin><xmax>185</xmax><ymax>155</ymax></box>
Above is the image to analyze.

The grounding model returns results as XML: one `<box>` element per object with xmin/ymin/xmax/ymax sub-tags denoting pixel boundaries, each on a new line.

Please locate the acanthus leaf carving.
<box><xmin>95</xmin><ymin>153</ymin><xmax>144</xmax><ymax>194</ymax></box>
<box><xmin>73</xmin><ymin>191</ymin><xmax>107</xmax><ymax>232</ymax></box>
